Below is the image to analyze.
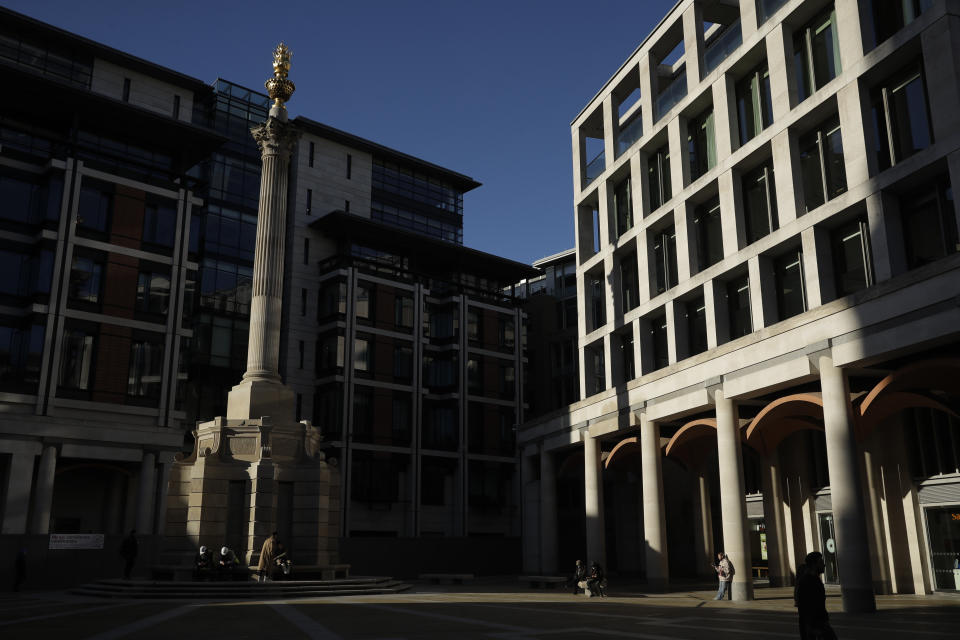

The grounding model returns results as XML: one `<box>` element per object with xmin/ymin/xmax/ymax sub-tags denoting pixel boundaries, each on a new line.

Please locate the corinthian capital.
<box><xmin>251</xmin><ymin>117</ymin><xmax>301</xmax><ymax>157</ymax></box>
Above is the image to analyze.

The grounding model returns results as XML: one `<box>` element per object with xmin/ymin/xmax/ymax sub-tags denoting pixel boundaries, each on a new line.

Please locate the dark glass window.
<box><xmin>618</xmin><ymin>332</ymin><xmax>635</xmax><ymax>384</ymax></box>
<box><xmin>588</xmin><ymin>275</ymin><xmax>605</xmax><ymax>331</ymax></box>
<box><xmin>900</xmin><ymin>178</ymin><xmax>958</xmax><ymax>268</ymax></box>
<box><xmin>122</xmin><ymin>77</ymin><xmax>130</xmax><ymax>102</ymax></box>
<box><xmin>0</xmin><ymin>322</ymin><xmax>44</xmax><ymax>394</ymax></box>
<box><xmin>354</xmin><ymin>337</ymin><xmax>371</xmax><ymax>373</ymax></box>
<box><xmin>586</xmin><ymin>343</ymin><xmax>605</xmax><ymax>396</ymax></box>
<box><xmin>316</xmin><ymin>333</ymin><xmax>345</xmax><ymax>373</ymax></box>
<box><xmin>301</xmin><ymin>288</ymin><xmax>307</xmax><ymax>316</ymax></box>
<box><xmin>393</xmin><ymin>345</ymin><xmax>413</xmax><ymax>381</ymax></box>
<box><xmin>736</xmin><ymin>63</ymin><xmax>773</xmax><ymax>145</ymax></box>
<box><xmin>650</xmin><ymin>312</ymin><xmax>669</xmax><ymax>371</ymax></box>
<box><xmin>800</xmin><ymin>116</ymin><xmax>847</xmax><ymax>212</ymax></box>
<box><xmin>467</xmin><ymin>309</ymin><xmax>481</xmax><ymax>343</ymax></box>
<box><xmin>395</xmin><ymin>294</ymin><xmax>414</xmax><ymax>329</ymax></box>
<box><xmin>647</xmin><ymin>144</ymin><xmax>672</xmax><ymax>211</ymax></box>
<box><xmin>136</xmin><ymin>271</ymin><xmax>170</xmax><ymax>315</ymax></box>
<box><xmin>686</xmin><ymin>296</ymin><xmax>708</xmax><ymax>357</ymax></box>
<box><xmin>356</xmin><ymin>284</ymin><xmax>372</xmax><ymax>320</ymax></box>
<box><xmin>127</xmin><ymin>339</ymin><xmax>164</xmax><ymax>400</ymax></box>
<box><xmin>467</xmin><ymin>358</ymin><xmax>482</xmax><ymax>395</ymax></box>
<box><xmin>743</xmin><ymin>162</ymin><xmax>778</xmax><ymax>243</ymax></box>
<box><xmin>59</xmin><ymin>328</ymin><xmax>95</xmax><ymax>391</ymax></box>
<box><xmin>726</xmin><ymin>275</ymin><xmax>752</xmax><ymax>339</ymax></box>
<box><xmin>392</xmin><ymin>392</ymin><xmax>411</xmax><ymax>445</ymax></box>
<box><xmin>694</xmin><ymin>198</ymin><xmax>724</xmax><ymax>271</ymax></box>
<box><xmin>794</xmin><ymin>6</ymin><xmax>841</xmax><ymax>102</ymax></box>
<box><xmin>0</xmin><ymin>170</ymin><xmax>62</xmax><ymax>230</ymax></box>
<box><xmin>68</xmin><ymin>254</ymin><xmax>103</xmax><ymax>304</ymax></box>
<box><xmin>775</xmin><ymin>250</ymin><xmax>806</xmax><ymax>320</ymax></box>
<box><xmin>306</xmin><ymin>188</ymin><xmax>312</xmax><ymax>215</ymax></box>
<box><xmin>871</xmin><ymin>0</ymin><xmax>932</xmax><ymax>47</ymax></box>
<box><xmin>614</xmin><ymin>176</ymin><xmax>634</xmax><ymax>237</ymax></box>
<box><xmin>142</xmin><ymin>200</ymin><xmax>176</xmax><ymax>248</ymax></box>
<box><xmin>757</xmin><ymin>0</ymin><xmax>788</xmax><ymax>24</ymax></box>
<box><xmin>498</xmin><ymin>317</ymin><xmax>515</xmax><ymax>349</ymax></box>
<box><xmin>319</xmin><ymin>280</ymin><xmax>347</xmax><ymax>319</ymax></box>
<box><xmin>872</xmin><ymin>62</ymin><xmax>933</xmax><ymax>171</ymax></box>
<box><xmin>352</xmin><ymin>386</ymin><xmax>373</xmax><ymax>441</ymax></box>
<box><xmin>832</xmin><ymin>217</ymin><xmax>873</xmax><ymax>296</ymax></box>
<box><xmin>308</xmin><ymin>141</ymin><xmax>315</xmax><ymax>168</ymax></box>
<box><xmin>652</xmin><ymin>225</ymin><xmax>679</xmax><ymax>294</ymax></box>
<box><xmin>77</xmin><ymin>184</ymin><xmax>112</xmax><ymax>235</ymax></box>
<box><xmin>688</xmin><ymin>108</ymin><xmax>717</xmax><ymax>181</ymax></box>
<box><xmin>620</xmin><ymin>251</ymin><xmax>639</xmax><ymax>312</ymax></box>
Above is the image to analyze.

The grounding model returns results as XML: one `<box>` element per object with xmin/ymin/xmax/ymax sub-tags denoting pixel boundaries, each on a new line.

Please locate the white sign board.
<box><xmin>49</xmin><ymin>534</ymin><xmax>105</xmax><ymax>550</ymax></box>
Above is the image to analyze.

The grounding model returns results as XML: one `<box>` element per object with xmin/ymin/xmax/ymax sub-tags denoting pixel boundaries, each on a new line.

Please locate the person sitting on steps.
<box><xmin>586</xmin><ymin>561</ymin><xmax>607</xmax><ymax>597</ymax></box>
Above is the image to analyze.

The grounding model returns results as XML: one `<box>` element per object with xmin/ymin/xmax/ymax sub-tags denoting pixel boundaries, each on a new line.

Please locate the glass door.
<box><xmin>818</xmin><ymin>512</ymin><xmax>839</xmax><ymax>584</ymax></box>
<box><xmin>924</xmin><ymin>506</ymin><xmax>960</xmax><ymax>591</ymax></box>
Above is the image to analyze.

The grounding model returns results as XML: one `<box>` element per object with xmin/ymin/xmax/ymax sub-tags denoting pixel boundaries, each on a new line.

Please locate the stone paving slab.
<box><xmin>0</xmin><ymin>583</ymin><xmax>957</xmax><ymax>639</ymax></box>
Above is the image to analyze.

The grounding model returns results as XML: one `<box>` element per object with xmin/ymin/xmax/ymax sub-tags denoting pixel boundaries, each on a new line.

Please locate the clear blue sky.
<box><xmin>5</xmin><ymin>0</ymin><xmax>676</xmax><ymax>264</ymax></box>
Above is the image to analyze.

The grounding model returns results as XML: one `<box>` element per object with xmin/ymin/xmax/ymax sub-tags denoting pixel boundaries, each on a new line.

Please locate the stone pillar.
<box><xmin>154</xmin><ymin>461</ymin><xmax>172</xmax><ymax>535</ymax></box>
<box><xmin>227</xmin><ymin>113</ymin><xmax>300</xmax><ymax>426</ymax></box>
<box><xmin>136</xmin><ymin>452</ymin><xmax>157</xmax><ymax>534</ymax></box>
<box><xmin>761</xmin><ymin>452</ymin><xmax>789</xmax><ymax>586</ymax></box>
<box><xmin>520</xmin><ymin>448</ymin><xmax>539</xmax><ymax>574</ymax></box>
<box><xmin>1</xmin><ymin>454</ymin><xmax>35</xmax><ymax>534</ymax></box>
<box><xmin>640</xmin><ymin>414</ymin><xmax>668</xmax><ymax>587</ymax></box>
<box><xmin>540</xmin><ymin>444</ymin><xmax>558</xmax><ymax>574</ymax></box>
<box><xmin>715</xmin><ymin>388</ymin><xmax>753</xmax><ymax>600</ymax></box>
<box><xmin>818</xmin><ymin>355</ymin><xmax>876</xmax><ymax>612</ymax></box>
<box><xmin>583</xmin><ymin>433</ymin><xmax>606</xmax><ymax>568</ymax></box>
<box><xmin>697</xmin><ymin>472</ymin><xmax>715</xmax><ymax>578</ymax></box>
<box><xmin>30</xmin><ymin>444</ymin><xmax>57</xmax><ymax>534</ymax></box>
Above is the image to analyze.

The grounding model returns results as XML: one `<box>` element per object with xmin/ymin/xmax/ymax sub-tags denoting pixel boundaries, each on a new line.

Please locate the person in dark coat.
<box><xmin>120</xmin><ymin>530</ymin><xmax>138</xmax><ymax>580</ymax></box>
<box><xmin>257</xmin><ymin>531</ymin><xmax>279</xmax><ymax>582</ymax></box>
<box><xmin>570</xmin><ymin>559</ymin><xmax>587</xmax><ymax>594</ymax></box>
<box><xmin>796</xmin><ymin>551</ymin><xmax>836</xmax><ymax>640</ymax></box>
<box><xmin>13</xmin><ymin>547</ymin><xmax>27</xmax><ymax>591</ymax></box>
<box><xmin>586</xmin><ymin>561</ymin><xmax>606</xmax><ymax>597</ymax></box>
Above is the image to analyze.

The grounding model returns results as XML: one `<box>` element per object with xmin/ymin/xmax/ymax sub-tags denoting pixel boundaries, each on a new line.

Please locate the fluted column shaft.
<box><xmin>583</xmin><ymin>434</ymin><xmax>606</xmax><ymax>568</ymax></box>
<box><xmin>30</xmin><ymin>445</ymin><xmax>57</xmax><ymax>533</ymax></box>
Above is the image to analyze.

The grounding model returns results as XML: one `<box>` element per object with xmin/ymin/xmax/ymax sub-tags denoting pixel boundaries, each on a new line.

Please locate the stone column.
<box><xmin>715</xmin><ymin>388</ymin><xmax>753</xmax><ymax>600</ymax></box>
<box><xmin>154</xmin><ymin>461</ymin><xmax>172</xmax><ymax>535</ymax></box>
<box><xmin>227</xmin><ymin>113</ymin><xmax>300</xmax><ymax>426</ymax></box>
<box><xmin>819</xmin><ymin>355</ymin><xmax>876</xmax><ymax>612</ymax></box>
<box><xmin>540</xmin><ymin>444</ymin><xmax>558</xmax><ymax>574</ymax></box>
<box><xmin>583</xmin><ymin>433</ymin><xmax>606</xmax><ymax>568</ymax></box>
<box><xmin>136</xmin><ymin>452</ymin><xmax>157</xmax><ymax>534</ymax></box>
<box><xmin>1</xmin><ymin>454</ymin><xmax>35</xmax><ymax>534</ymax></box>
<box><xmin>761</xmin><ymin>452</ymin><xmax>789</xmax><ymax>586</ymax></box>
<box><xmin>697</xmin><ymin>472</ymin><xmax>715</xmax><ymax>578</ymax></box>
<box><xmin>520</xmin><ymin>448</ymin><xmax>540</xmax><ymax>574</ymax></box>
<box><xmin>30</xmin><ymin>444</ymin><xmax>57</xmax><ymax>534</ymax></box>
<box><xmin>640</xmin><ymin>414</ymin><xmax>668</xmax><ymax>587</ymax></box>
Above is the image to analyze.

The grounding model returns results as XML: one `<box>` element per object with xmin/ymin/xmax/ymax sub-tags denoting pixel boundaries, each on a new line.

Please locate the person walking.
<box><xmin>570</xmin><ymin>559</ymin><xmax>587</xmax><ymax>595</ymax></box>
<box><xmin>120</xmin><ymin>529</ymin><xmax>138</xmax><ymax>580</ymax></box>
<box><xmin>796</xmin><ymin>551</ymin><xmax>836</xmax><ymax>640</ymax></box>
<box><xmin>257</xmin><ymin>531</ymin><xmax>279</xmax><ymax>583</ymax></box>
<box><xmin>713</xmin><ymin>551</ymin><xmax>733</xmax><ymax>601</ymax></box>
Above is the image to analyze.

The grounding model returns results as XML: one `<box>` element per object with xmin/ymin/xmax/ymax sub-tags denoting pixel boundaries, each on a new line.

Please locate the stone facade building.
<box><xmin>521</xmin><ymin>0</ymin><xmax>960</xmax><ymax>609</ymax></box>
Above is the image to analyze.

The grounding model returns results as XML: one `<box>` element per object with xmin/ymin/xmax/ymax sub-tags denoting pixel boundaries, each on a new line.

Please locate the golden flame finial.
<box><xmin>265</xmin><ymin>42</ymin><xmax>295</xmax><ymax>114</ymax></box>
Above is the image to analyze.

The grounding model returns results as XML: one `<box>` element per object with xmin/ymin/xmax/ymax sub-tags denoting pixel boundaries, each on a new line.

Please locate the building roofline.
<box><xmin>294</xmin><ymin>116</ymin><xmax>482</xmax><ymax>193</ymax></box>
<box><xmin>571</xmin><ymin>0</ymin><xmax>685</xmax><ymax>125</ymax></box>
<box><xmin>532</xmin><ymin>248</ymin><xmax>576</xmax><ymax>268</ymax></box>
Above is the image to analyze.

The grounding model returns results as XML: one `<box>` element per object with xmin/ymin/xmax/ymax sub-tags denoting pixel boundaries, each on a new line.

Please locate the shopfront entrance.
<box><xmin>924</xmin><ymin>506</ymin><xmax>960</xmax><ymax>592</ymax></box>
<box><xmin>818</xmin><ymin>512</ymin><xmax>840</xmax><ymax>584</ymax></box>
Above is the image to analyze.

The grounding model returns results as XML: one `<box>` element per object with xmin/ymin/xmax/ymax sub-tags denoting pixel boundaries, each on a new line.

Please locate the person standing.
<box><xmin>796</xmin><ymin>552</ymin><xmax>836</xmax><ymax>640</ymax></box>
<box><xmin>571</xmin><ymin>559</ymin><xmax>587</xmax><ymax>594</ymax></box>
<box><xmin>257</xmin><ymin>531</ymin><xmax>278</xmax><ymax>583</ymax></box>
<box><xmin>120</xmin><ymin>530</ymin><xmax>138</xmax><ymax>580</ymax></box>
<box><xmin>713</xmin><ymin>551</ymin><xmax>733</xmax><ymax>601</ymax></box>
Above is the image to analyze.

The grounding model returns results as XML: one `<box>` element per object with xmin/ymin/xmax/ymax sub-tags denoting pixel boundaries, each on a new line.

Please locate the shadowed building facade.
<box><xmin>521</xmin><ymin>0</ymin><xmax>960</xmax><ymax>609</ymax></box>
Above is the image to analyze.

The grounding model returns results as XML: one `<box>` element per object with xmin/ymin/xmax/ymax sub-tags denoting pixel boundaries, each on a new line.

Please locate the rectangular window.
<box><xmin>59</xmin><ymin>329</ymin><xmax>95</xmax><ymax>391</ymax></box>
<box><xmin>345</xmin><ymin>199</ymin><xmax>350</xmax><ymax>213</ymax></box>
<box><xmin>694</xmin><ymin>198</ymin><xmax>724</xmax><ymax>271</ymax></box>
<box><xmin>688</xmin><ymin>108</ymin><xmax>717</xmax><ymax>181</ymax></box>
<box><xmin>498</xmin><ymin>318</ymin><xmax>516</xmax><ymax>349</ymax></box>
<box><xmin>172</xmin><ymin>94</ymin><xmax>181</xmax><ymax>119</ymax></box>
<box><xmin>306</xmin><ymin>188</ymin><xmax>312</xmax><ymax>215</ymax></box>
<box><xmin>647</xmin><ymin>144</ymin><xmax>672</xmax><ymax>212</ymax></box>
<box><xmin>726</xmin><ymin>275</ymin><xmax>752</xmax><ymax>339</ymax></box>
<box><xmin>500</xmin><ymin>364</ymin><xmax>515</xmax><ymax>399</ymax></box>
<box><xmin>298</xmin><ymin>340</ymin><xmax>304</xmax><ymax>369</ymax></box>
<box><xmin>308</xmin><ymin>141</ymin><xmax>315</xmax><ymax>168</ymax></box>
<box><xmin>586</xmin><ymin>344</ymin><xmax>605</xmax><ymax>396</ymax></box>
<box><xmin>900</xmin><ymin>178</ymin><xmax>958</xmax><ymax>268</ymax></box>
<box><xmin>614</xmin><ymin>176</ymin><xmax>633</xmax><ymax>237</ymax></box>
<box><xmin>301</xmin><ymin>288</ymin><xmax>307</xmax><ymax>316</ymax></box>
<box><xmin>347</xmin><ymin>154</ymin><xmax>352</xmax><ymax>179</ymax></box>
<box><xmin>650</xmin><ymin>312</ymin><xmax>669</xmax><ymax>371</ymax></box>
<box><xmin>589</xmin><ymin>274</ymin><xmax>606</xmax><ymax>330</ymax></box>
<box><xmin>395</xmin><ymin>294</ymin><xmax>414</xmax><ymax>329</ymax></box>
<box><xmin>354</xmin><ymin>337</ymin><xmax>371</xmax><ymax>372</ymax></box>
<box><xmin>620</xmin><ymin>251</ymin><xmax>639</xmax><ymax>312</ymax></box>
<box><xmin>618</xmin><ymin>332</ymin><xmax>635</xmax><ymax>383</ymax></box>
<box><xmin>356</xmin><ymin>284</ymin><xmax>372</xmax><ymax>320</ymax></box>
<box><xmin>303</xmin><ymin>237</ymin><xmax>309</xmax><ymax>265</ymax></box>
<box><xmin>122</xmin><ymin>77</ymin><xmax>131</xmax><ymax>102</ymax></box>
<box><xmin>736</xmin><ymin>63</ymin><xmax>773</xmax><ymax>145</ymax></box>
<box><xmin>319</xmin><ymin>280</ymin><xmax>347</xmax><ymax>319</ymax></box>
<box><xmin>467</xmin><ymin>358</ymin><xmax>482</xmax><ymax>394</ymax></box>
<box><xmin>467</xmin><ymin>309</ymin><xmax>480</xmax><ymax>343</ymax></box>
<box><xmin>871</xmin><ymin>0</ymin><xmax>932</xmax><ymax>47</ymax></box>
<box><xmin>142</xmin><ymin>200</ymin><xmax>176</xmax><ymax>248</ymax></box>
<box><xmin>127</xmin><ymin>340</ymin><xmax>163</xmax><ymax>399</ymax></box>
<box><xmin>800</xmin><ymin>116</ymin><xmax>847</xmax><ymax>212</ymax></box>
<box><xmin>136</xmin><ymin>271</ymin><xmax>170</xmax><ymax>314</ymax></box>
<box><xmin>393</xmin><ymin>345</ymin><xmax>413</xmax><ymax>380</ymax></box>
<box><xmin>775</xmin><ymin>250</ymin><xmax>806</xmax><ymax>320</ymax></box>
<box><xmin>743</xmin><ymin>162</ymin><xmax>778</xmax><ymax>244</ymax></box>
<box><xmin>757</xmin><ymin>0</ymin><xmax>788</xmax><ymax>24</ymax></box>
<box><xmin>686</xmin><ymin>296</ymin><xmax>708</xmax><ymax>357</ymax></box>
<box><xmin>833</xmin><ymin>217</ymin><xmax>873</xmax><ymax>296</ymax></box>
<box><xmin>652</xmin><ymin>225</ymin><xmax>678</xmax><ymax>294</ymax></box>
<box><xmin>352</xmin><ymin>387</ymin><xmax>372</xmax><ymax>440</ymax></box>
<box><xmin>872</xmin><ymin>62</ymin><xmax>933</xmax><ymax>171</ymax></box>
<box><xmin>316</xmin><ymin>333</ymin><xmax>345</xmax><ymax>372</ymax></box>
<box><xmin>794</xmin><ymin>6</ymin><xmax>841</xmax><ymax>103</ymax></box>
<box><xmin>392</xmin><ymin>393</ymin><xmax>411</xmax><ymax>444</ymax></box>
<box><xmin>68</xmin><ymin>255</ymin><xmax>103</xmax><ymax>304</ymax></box>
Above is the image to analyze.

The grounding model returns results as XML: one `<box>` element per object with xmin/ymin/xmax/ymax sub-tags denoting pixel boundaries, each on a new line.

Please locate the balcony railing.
<box><xmin>585</xmin><ymin>150</ymin><xmax>606</xmax><ymax>183</ymax></box>
<box><xmin>616</xmin><ymin>111</ymin><xmax>643</xmax><ymax>157</ymax></box>
<box><xmin>704</xmin><ymin>20</ymin><xmax>742</xmax><ymax>74</ymax></box>
<box><xmin>656</xmin><ymin>68</ymin><xmax>687</xmax><ymax>120</ymax></box>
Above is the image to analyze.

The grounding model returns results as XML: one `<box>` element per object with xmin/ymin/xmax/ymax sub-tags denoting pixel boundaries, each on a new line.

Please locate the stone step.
<box><xmin>69</xmin><ymin>578</ymin><xmax>411</xmax><ymax>600</ymax></box>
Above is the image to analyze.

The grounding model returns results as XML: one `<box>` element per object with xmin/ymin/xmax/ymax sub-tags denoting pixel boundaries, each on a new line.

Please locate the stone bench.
<box><xmin>248</xmin><ymin>564</ymin><xmax>351</xmax><ymax>580</ymax></box>
<box><xmin>419</xmin><ymin>573</ymin><xmax>474</xmax><ymax>584</ymax></box>
<box><xmin>518</xmin><ymin>575</ymin><xmax>567</xmax><ymax>588</ymax></box>
<box><xmin>151</xmin><ymin>564</ymin><xmax>250</xmax><ymax>581</ymax></box>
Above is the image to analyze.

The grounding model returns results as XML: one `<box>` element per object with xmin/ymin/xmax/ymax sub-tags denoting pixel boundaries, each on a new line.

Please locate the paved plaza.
<box><xmin>1</xmin><ymin>582</ymin><xmax>958</xmax><ymax>639</ymax></box>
